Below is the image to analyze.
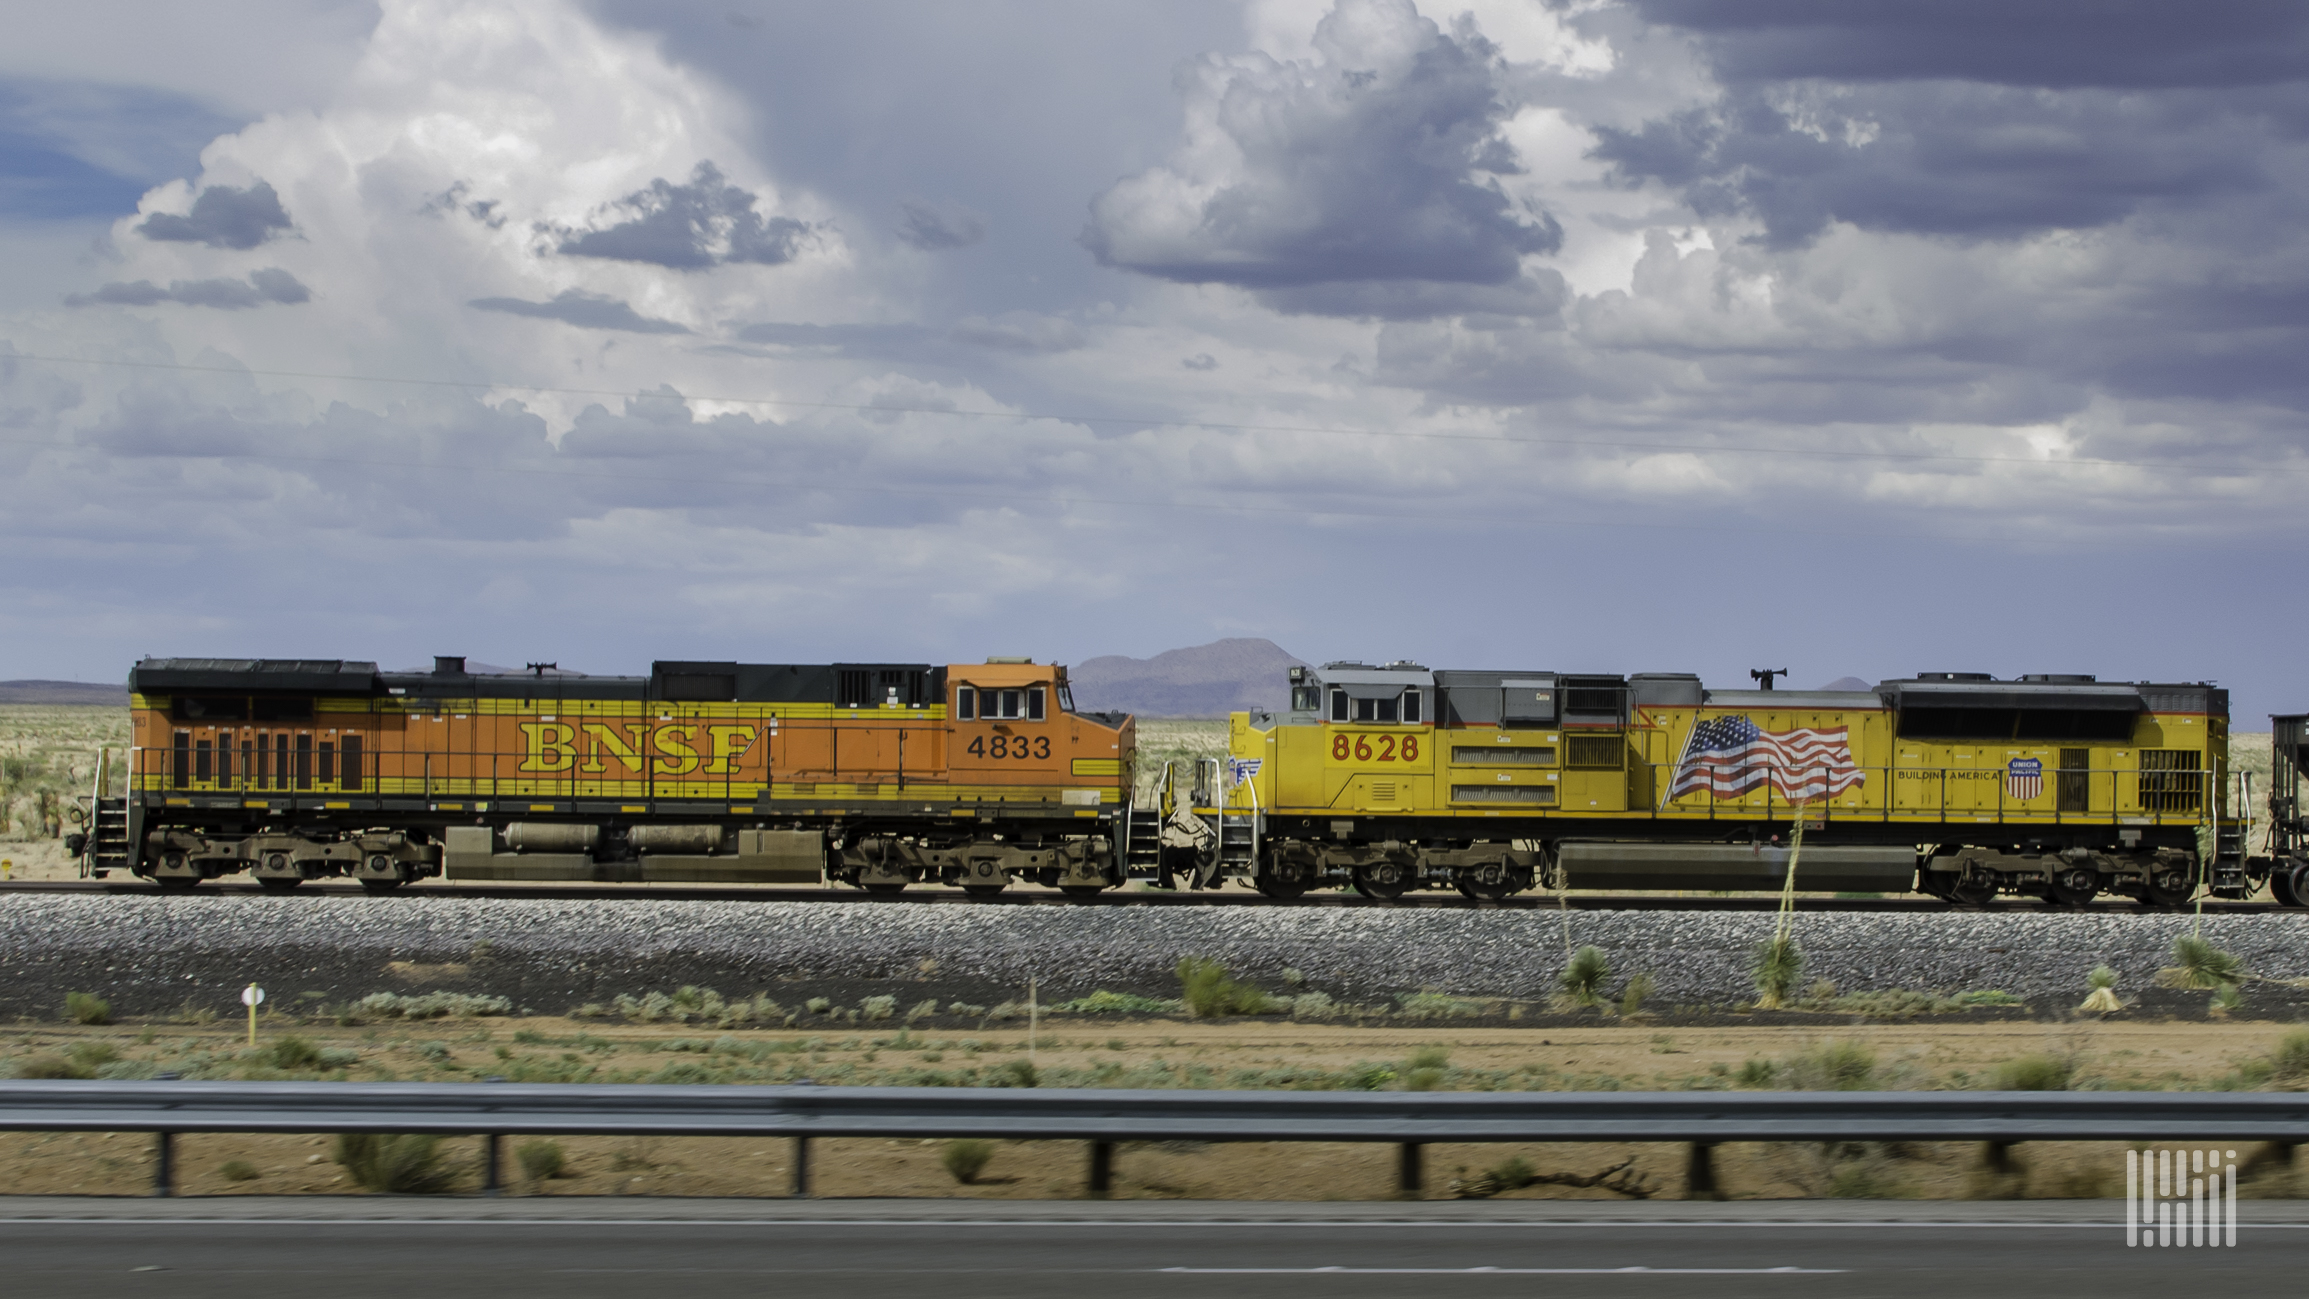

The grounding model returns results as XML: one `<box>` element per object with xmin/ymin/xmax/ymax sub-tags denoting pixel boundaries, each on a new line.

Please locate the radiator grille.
<box><xmin>1452</xmin><ymin>785</ymin><xmax>1556</xmax><ymax>804</ymax></box>
<box><xmin>1452</xmin><ymin>746</ymin><xmax>1555</xmax><ymax>765</ymax></box>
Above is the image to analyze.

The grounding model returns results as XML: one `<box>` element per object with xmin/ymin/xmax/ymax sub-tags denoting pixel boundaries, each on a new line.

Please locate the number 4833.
<box><xmin>1332</xmin><ymin>733</ymin><xmax>1420</xmax><ymax>762</ymax></box>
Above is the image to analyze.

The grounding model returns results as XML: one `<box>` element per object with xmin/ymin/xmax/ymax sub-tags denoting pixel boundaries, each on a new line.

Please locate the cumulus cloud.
<box><xmin>134</xmin><ymin>179</ymin><xmax>292</xmax><ymax>248</ymax></box>
<box><xmin>68</xmin><ymin>267</ymin><xmax>310</xmax><ymax>309</ymax></box>
<box><xmin>1082</xmin><ymin>0</ymin><xmax>1562</xmax><ymax>318</ymax></box>
<box><xmin>556</xmin><ymin>161</ymin><xmax>814</xmax><ymax>268</ymax></box>
<box><xmin>1631</xmin><ymin>0</ymin><xmax>2309</xmax><ymax>89</ymax></box>
<box><xmin>1592</xmin><ymin>82</ymin><xmax>2271</xmax><ymax>248</ymax></box>
<box><xmin>467</xmin><ymin>289</ymin><xmax>689</xmax><ymax>333</ymax></box>
<box><xmin>895</xmin><ymin>199</ymin><xmax>984</xmax><ymax>250</ymax></box>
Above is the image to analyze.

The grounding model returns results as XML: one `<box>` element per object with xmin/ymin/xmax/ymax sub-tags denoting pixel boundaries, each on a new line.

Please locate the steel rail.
<box><xmin>0</xmin><ymin>880</ymin><xmax>2285</xmax><ymax>913</ymax></box>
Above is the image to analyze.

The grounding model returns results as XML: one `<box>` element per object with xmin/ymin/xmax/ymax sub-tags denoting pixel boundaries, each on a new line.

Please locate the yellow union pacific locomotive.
<box><xmin>1202</xmin><ymin>663</ymin><xmax>2257</xmax><ymax>906</ymax></box>
<box><xmin>95</xmin><ymin>655</ymin><xmax>1132</xmax><ymax>893</ymax></box>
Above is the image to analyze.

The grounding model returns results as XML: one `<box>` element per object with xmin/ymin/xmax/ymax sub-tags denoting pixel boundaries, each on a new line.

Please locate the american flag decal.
<box><xmin>2007</xmin><ymin>758</ymin><xmax>2042</xmax><ymax>800</ymax></box>
<box><xmin>1668</xmin><ymin>715</ymin><xmax>1865</xmax><ymax>802</ymax></box>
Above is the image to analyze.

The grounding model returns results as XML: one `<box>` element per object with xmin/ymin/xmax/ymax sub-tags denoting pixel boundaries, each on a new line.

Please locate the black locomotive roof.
<box><xmin>131</xmin><ymin>658</ymin><xmax>382</xmax><ymax>693</ymax></box>
<box><xmin>133</xmin><ymin>656</ymin><xmax>943</xmax><ymax>707</ymax></box>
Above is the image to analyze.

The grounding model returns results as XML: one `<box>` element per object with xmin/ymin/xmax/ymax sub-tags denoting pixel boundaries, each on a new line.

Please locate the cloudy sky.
<box><xmin>2</xmin><ymin>0</ymin><xmax>2304</xmax><ymax>719</ymax></box>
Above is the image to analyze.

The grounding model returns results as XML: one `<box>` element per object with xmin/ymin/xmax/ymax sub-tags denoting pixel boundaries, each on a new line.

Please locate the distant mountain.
<box><xmin>0</xmin><ymin>680</ymin><xmax>128</xmax><ymax>705</ymax></box>
<box><xmin>1069</xmin><ymin>639</ymin><xmax>1307</xmax><ymax>718</ymax></box>
<box><xmin>1819</xmin><ymin>676</ymin><xmax>1872</xmax><ymax>691</ymax></box>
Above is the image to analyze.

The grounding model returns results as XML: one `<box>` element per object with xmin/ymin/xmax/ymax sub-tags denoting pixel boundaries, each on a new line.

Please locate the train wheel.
<box><xmin>1255</xmin><ymin>876</ymin><xmax>1309</xmax><ymax>900</ymax></box>
<box><xmin>2046</xmin><ymin>868</ymin><xmax>2100</xmax><ymax>908</ymax></box>
<box><xmin>1060</xmin><ymin>883</ymin><xmax>1107</xmax><ymax>899</ymax></box>
<box><xmin>359</xmin><ymin>878</ymin><xmax>405</xmax><ymax>894</ymax></box>
<box><xmin>1353</xmin><ymin>861</ymin><xmax>1411</xmax><ymax>901</ymax></box>
<box><xmin>2274</xmin><ymin>859</ymin><xmax>2309</xmax><ymax>908</ymax></box>
<box><xmin>155</xmin><ymin>876</ymin><xmax>199</xmax><ymax>893</ymax></box>
<box><xmin>2140</xmin><ymin>867</ymin><xmax>2193</xmax><ymax>909</ymax></box>
<box><xmin>257</xmin><ymin>877</ymin><xmax>303</xmax><ymax>893</ymax></box>
<box><xmin>963</xmin><ymin>883</ymin><xmax>1007</xmax><ymax>898</ymax></box>
<box><xmin>1458</xmin><ymin>865</ymin><xmax>1531</xmax><ymax>901</ymax></box>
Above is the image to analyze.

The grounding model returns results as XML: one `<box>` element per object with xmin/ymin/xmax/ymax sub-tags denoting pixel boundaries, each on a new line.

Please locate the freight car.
<box><xmin>76</xmin><ymin>656</ymin><xmax>1133</xmax><ymax>894</ymax></box>
<box><xmin>1193</xmin><ymin>664</ymin><xmax>2269</xmax><ymax>906</ymax></box>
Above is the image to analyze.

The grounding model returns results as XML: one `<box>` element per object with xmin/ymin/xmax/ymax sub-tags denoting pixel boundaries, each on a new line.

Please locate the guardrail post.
<box><xmin>1396</xmin><ymin>1142</ymin><xmax>1423</xmax><ymax>1198</ymax></box>
<box><xmin>1088</xmin><ymin>1141</ymin><xmax>1114</xmax><ymax>1197</ymax></box>
<box><xmin>1685</xmin><ymin>1142</ymin><xmax>1717</xmax><ymax>1200</ymax></box>
<box><xmin>791</xmin><ymin>1136</ymin><xmax>812</xmax><ymax>1198</ymax></box>
<box><xmin>483</xmin><ymin>1134</ymin><xmax>502</xmax><ymax>1196</ymax></box>
<box><xmin>152</xmin><ymin>1131</ymin><xmax>174</xmax><ymax>1197</ymax></box>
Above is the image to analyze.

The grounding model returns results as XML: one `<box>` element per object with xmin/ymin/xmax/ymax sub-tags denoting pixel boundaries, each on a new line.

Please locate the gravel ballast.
<box><xmin>2</xmin><ymin>896</ymin><xmax>2305</xmax><ymax>1019</ymax></box>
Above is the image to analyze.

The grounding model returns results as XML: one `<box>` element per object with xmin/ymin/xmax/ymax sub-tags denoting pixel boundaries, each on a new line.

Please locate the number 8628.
<box><xmin>1331</xmin><ymin>733</ymin><xmax>1420</xmax><ymax>762</ymax></box>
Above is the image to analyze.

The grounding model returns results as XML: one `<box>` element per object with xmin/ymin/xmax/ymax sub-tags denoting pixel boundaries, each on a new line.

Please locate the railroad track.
<box><xmin>0</xmin><ymin>879</ymin><xmax>2285</xmax><ymax>913</ymax></box>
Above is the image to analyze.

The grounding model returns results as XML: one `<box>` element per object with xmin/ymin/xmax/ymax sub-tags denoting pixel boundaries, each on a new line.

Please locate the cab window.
<box><xmin>957</xmin><ymin>686</ymin><xmax>977</xmax><ymax>719</ymax></box>
<box><xmin>1353</xmin><ymin>695</ymin><xmax>1399</xmax><ymax>724</ymax></box>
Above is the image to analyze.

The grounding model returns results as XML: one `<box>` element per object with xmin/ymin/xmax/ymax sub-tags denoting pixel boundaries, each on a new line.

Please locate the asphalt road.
<box><xmin>4</xmin><ymin>1199</ymin><xmax>2303</xmax><ymax>1298</ymax></box>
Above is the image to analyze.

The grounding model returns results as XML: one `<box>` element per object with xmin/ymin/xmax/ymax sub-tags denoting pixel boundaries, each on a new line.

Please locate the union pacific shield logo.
<box><xmin>2007</xmin><ymin>758</ymin><xmax>2043</xmax><ymax>800</ymax></box>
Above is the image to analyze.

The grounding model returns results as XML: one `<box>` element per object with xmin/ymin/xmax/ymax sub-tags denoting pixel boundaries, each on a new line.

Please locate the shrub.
<box><xmin>266</xmin><ymin>1036</ymin><xmax>324</xmax><ymax>1070</ymax></box>
<box><xmin>2169</xmin><ymin>935</ymin><xmax>2244</xmax><ymax>990</ymax></box>
<box><xmin>1558</xmin><ymin>946</ymin><xmax>1610</xmax><ymax>1008</ymax></box>
<box><xmin>1485</xmin><ymin>1154</ymin><xmax>1536</xmax><ymax>1191</ymax></box>
<box><xmin>1176</xmin><ymin>957</ymin><xmax>1279</xmax><ymax>1018</ymax></box>
<box><xmin>1735</xmin><ymin>1059</ymin><xmax>1776</xmax><ymax>1087</ymax></box>
<box><xmin>218</xmin><ymin>1160</ymin><xmax>262</xmax><ymax>1183</ymax></box>
<box><xmin>1401</xmin><ymin>1045</ymin><xmax>1450</xmax><ymax>1092</ymax></box>
<box><xmin>333</xmin><ymin>1133</ymin><xmax>459</xmax><ymax>1193</ymax></box>
<box><xmin>860</xmin><ymin>995</ymin><xmax>897</xmax><ymax>1021</ymax></box>
<box><xmin>941</xmin><ymin>1138</ymin><xmax>996</xmax><ymax>1184</ymax></box>
<box><xmin>986</xmin><ymin>1059</ymin><xmax>1039</xmax><ymax>1088</ymax></box>
<box><xmin>904</xmin><ymin>999</ymin><xmax>940</xmax><ymax>1024</ymax></box>
<box><xmin>68</xmin><ymin>1041</ymin><xmax>118</xmax><ymax>1071</ymax></box>
<box><xmin>2272</xmin><ymin>1029</ymin><xmax>2309</xmax><ymax>1080</ymax></box>
<box><xmin>10</xmin><ymin>1054</ymin><xmax>87</xmax><ymax>1079</ymax></box>
<box><xmin>64</xmin><ymin>991</ymin><xmax>110</xmax><ymax>1025</ymax></box>
<box><xmin>2080</xmin><ymin>965</ymin><xmax>2122</xmax><ymax>1013</ymax></box>
<box><xmin>1989</xmin><ymin>1053</ymin><xmax>2073</xmax><ymax>1091</ymax></box>
<box><xmin>1289</xmin><ymin>991</ymin><xmax>1337</xmax><ymax>1020</ymax></box>
<box><xmin>946</xmin><ymin>1002</ymin><xmax>986</xmax><ymax>1019</ymax></box>
<box><xmin>805</xmin><ymin>997</ymin><xmax>832</xmax><ymax>1015</ymax></box>
<box><xmin>2212</xmin><ymin>982</ymin><xmax>2246</xmax><ymax>1014</ymax></box>
<box><xmin>354</xmin><ymin>992</ymin><xmax>511</xmax><ymax>1021</ymax></box>
<box><xmin>1054</xmin><ymin>990</ymin><xmax>1179</xmax><ymax>1015</ymax></box>
<box><xmin>1752</xmin><ymin>935</ymin><xmax>1804</xmax><ymax>1010</ymax></box>
<box><xmin>1396</xmin><ymin>992</ymin><xmax>1485</xmax><ymax>1019</ymax></box>
<box><xmin>515</xmin><ymin>1139</ymin><xmax>566</xmax><ymax>1184</ymax></box>
<box><xmin>1619</xmin><ymin>972</ymin><xmax>1656</xmax><ymax>1018</ymax></box>
<box><xmin>1784</xmin><ymin>1041</ymin><xmax>1877</xmax><ymax>1091</ymax></box>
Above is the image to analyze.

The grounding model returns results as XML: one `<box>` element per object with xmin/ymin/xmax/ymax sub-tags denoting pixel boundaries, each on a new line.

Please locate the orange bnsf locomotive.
<box><xmin>86</xmin><ymin>656</ymin><xmax>1132</xmax><ymax>893</ymax></box>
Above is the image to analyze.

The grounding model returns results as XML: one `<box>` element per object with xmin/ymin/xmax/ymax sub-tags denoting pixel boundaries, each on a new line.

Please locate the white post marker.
<box><xmin>242</xmin><ymin>983</ymin><xmax>265</xmax><ymax>1047</ymax></box>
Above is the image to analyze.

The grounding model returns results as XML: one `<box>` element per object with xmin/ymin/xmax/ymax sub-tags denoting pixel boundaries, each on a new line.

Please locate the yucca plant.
<box><xmin>2079</xmin><ymin>964</ymin><xmax>2122</xmax><ymax>1013</ymax></box>
<box><xmin>2211</xmin><ymin>982</ymin><xmax>2245</xmax><ymax>1015</ymax></box>
<box><xmin>2170</xmin><ymin>935</ymin><xmax>2244</xmax><ymax>990</ymax></box>
<box><xmin>1558</xmin><ymin>946</ymin><xmax>1611</xmax><ymax>1009</ymax></box>
<box><xmin>1752</xmin><ymin>934</ymin><xmax>1804</xmax><ymax>1010</ymax></box>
